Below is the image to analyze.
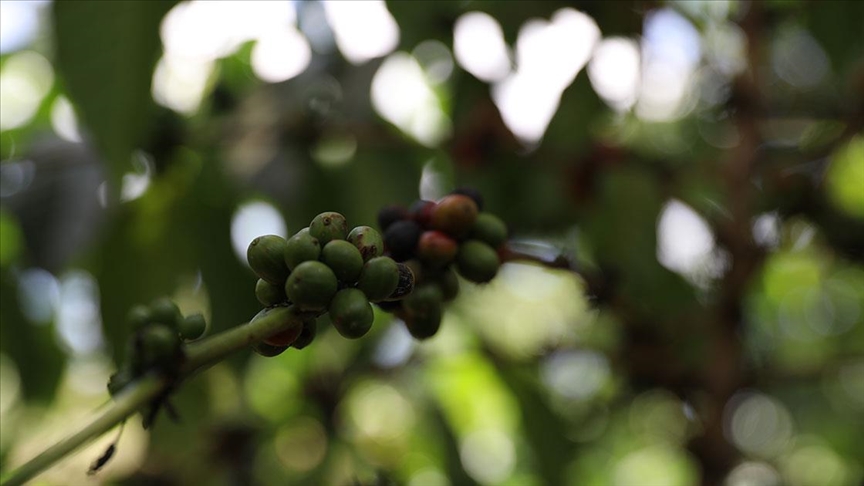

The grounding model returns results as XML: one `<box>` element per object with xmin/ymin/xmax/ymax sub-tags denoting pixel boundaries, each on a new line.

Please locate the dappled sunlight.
<box><xmin>49</xmin><ymin>96</ymin><xmax>82</xmax><ymax>143</ymax></box>
<box><xmin>492</xmin><ymin>8</ymin><xmax>600</xmax><ymax>145</ymax></box>
<box><xmin>589</xmin><ymin>38</ymin><xmax>641</xmax><ymax>112</ymax></box>
<box><xmin>724</xmin><ymin>391</ymin><xmax>794</xmax><ymax>458</ymax></box>
<box><xmin>657</xmin><ymin>199</ymin><xmax>720</xmax><ymax>285</ymax></box>
<box><xmin>456</xmin><ymin>262</ymin><xmax>589</xmax><ymax>359</ymax></box>
<box><xmin>0</xmin><ymin>51</ymin><xmax>54</xmax><ymax>130</ymax></box>
<box><xmin>371</xmin><ymin>52</ymin><xmax>452</xmax><ymax>147</ymax></box>
<box><xmin>636</xmin><ymin>8</ymin><xmax>701</xmax><ymax>121</ymax></box>
<box><xmin>453</xmin><ymin>12</ymin><xmax>511</xmax><ymax>83</ymax></box>
<box><xmin>323</xmin><ymin>0</ymin><xmax>399</xmax><ymax>65</ymax></box>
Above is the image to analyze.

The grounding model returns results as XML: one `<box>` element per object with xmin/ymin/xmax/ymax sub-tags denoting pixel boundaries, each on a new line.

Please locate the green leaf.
<box><xmin>52</xmin><ymin>0</ymin><xmax>177</xmax><ymax>200</ymax></box>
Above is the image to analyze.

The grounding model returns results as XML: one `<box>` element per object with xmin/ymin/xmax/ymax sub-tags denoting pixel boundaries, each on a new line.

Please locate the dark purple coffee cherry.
<box><xmin>409</xmin><ymin>199</ymin><xmax>437</xmax><ymax>227</ymax></box>
<box><xmin>384</xmin><ymin>220</ymin><xmax>422</xmax><ymax>261</ymax></box>
<box><xmin>247</xmin><ymin>235</ymin><xmax>291</xmax><ymax>285</ymax></box>
<box><xmin>378</xmin><ymin>204</ymin><xmax>409</xmax><ymax>232</ymax></box>
<box><xmin>386</xmin><ymin>263</ymin><xmax>416</xmax><ymax>300</ymax></box>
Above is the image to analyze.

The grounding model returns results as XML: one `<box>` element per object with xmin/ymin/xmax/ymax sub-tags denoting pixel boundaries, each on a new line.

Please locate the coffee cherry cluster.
<box><xmin>108</xmin><ymin>298</ymin><xmax>207</xmax><ymax>397</ymax></box>
<box><xmin>246</xmin><ymin>212</ymin><xmax>414</xmax><ymax>357</ymax></box>
<box><xmin>376</xmin><ymin>188</ymin><xmax>508</xmax><ymax>340</ymax></box>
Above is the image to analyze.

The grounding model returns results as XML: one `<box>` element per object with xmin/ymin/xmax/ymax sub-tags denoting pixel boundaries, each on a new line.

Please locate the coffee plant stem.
<box><xmin>1</xmin><ymin>306</ymin><xmax>301</xmax><ymax>486</ymax></box>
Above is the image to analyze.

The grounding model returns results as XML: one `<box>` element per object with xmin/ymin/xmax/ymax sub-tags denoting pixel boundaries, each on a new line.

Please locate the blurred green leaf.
<box><xmin>52</xmin><ymin>0</ymin><xmax>176</xmax><ymax>198</ymax></box>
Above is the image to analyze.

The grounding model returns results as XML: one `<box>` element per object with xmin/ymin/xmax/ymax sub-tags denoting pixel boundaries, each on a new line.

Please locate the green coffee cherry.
<box><xmin>179</xmin><ymin>313</ymin><xmax>206</xmax><ymax>340</ymax></box>
<box><xmin>291</xmin><ymin>318</ymin><xmax>317</xmax><ymax>349</ymax></box>
<box><xmin>127</xmin><ymin>304</ymin><xmax>153</xmax><ymax>331</ymax></box>
<box><xmin>309</xmin><ymin>212</ymin><xmax>348</xmax><ymax>245</ymax></box>
<box><xmin>357</xmin><ymin>256</ymin><xmax>399</xmax><ymax>302</ymax></box>
<box><xmin>456</xmin><ymin>240</ymin><xmax>499</xmax><ymax>283</ymax></box>
<box><xmin>470</xmin><ymin>213</ymin><xmax>507</xmax><ymax>248</ymax></box>
<box><xmin>403</xmin><ymin>283</ymin><xmax>443</xmax><ymax>316</ymax></box>
<box><xmin>328</xmin><ymin>288</ymin><xmax>374</xmax><ymax>339</ymax></box>
<box><xmin>133</xmin><ymin>324</ymin><xmax>182</xmax><ymax>374</ymax></box>
<box><xmin>403</xmin><ymin>305</ymin><xmax>442</xmax><ymax>340</ymax></box>
<box><xmin>251</xmin><ymin>341</ymin><xmax>288</xmax><ymax>357</ymax></box>
<box><xmin>284</xmin><ymin>229</ymin><xmax>321</xmax><ymax>271</ymax></box>
<box><xmin>436</xmin><ymin>267</ymin><xmax>460</xmax><ymax>301</ymax></box>
<box><xmin>247</xmin><ymin>235</ymin><xmax>291</xmax><ymax>285</ymax></box>
<box><xmin>320</xmin><ymin>240</ymin><xmax>364</xmax><ymax>283</ymax></box>
<box><xmin>149</xmin><ymin>297</ymin><xmax>182</xmax><ymax>330</ymax></box>
<box><xmin>347</xmin><ymin>226</ymin><xmax>384</xmax><ymax>261</ymax></box>
<box><xmin>256</xmin><ymin>278</ymin><xmax>287</xmax><ymax>306</ymax></box>
<box><xmin>285</xmin><ymin>261</ymin><xmax>338</xmax><ymax>311</ymax></box>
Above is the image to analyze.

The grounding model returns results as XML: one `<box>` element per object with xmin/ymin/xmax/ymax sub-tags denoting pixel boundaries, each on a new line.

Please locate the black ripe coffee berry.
<box><xmin>384</xmin><ymin>220</ymin><xmax>422</xmax><ymax>261</ymax></box>
<box><xmin>378</xmin><ymin>205</ymin><xmax>409</xmax><ymax>232</ymax></box>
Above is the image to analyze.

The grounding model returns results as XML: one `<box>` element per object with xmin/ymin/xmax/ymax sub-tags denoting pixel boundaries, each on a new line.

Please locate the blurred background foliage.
<box><xmin>0</xmin><ymin>1</ymin><xmax>862</xmax><ymax>485</ymax></box>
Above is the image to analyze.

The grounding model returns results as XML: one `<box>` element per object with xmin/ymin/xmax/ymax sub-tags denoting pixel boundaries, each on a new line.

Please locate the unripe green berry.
<box><xmin>309</xmin><ymin>212</ymin><xmax>348</xmax><ymax>245</ymax></box>
<box><xmin>256</xmin><ymin>278</ymin><xmax>287</xmax><ymax>306</ymax></box>
<box><xmin>403</xmin><ymin>283</ymin><xmax>443</xmax><ymax>316</ymax></box>
<box><xmin>149</xmin><ymin>297</ymin><xmax>182</xmax><ymax>330</ymax></box>
<box><xmin>320</xmin><ymin>240</ymin><xmax>364</xmax><ymax>284</ymax></box>
<box><xmin>127</xmin><ymin>304</ymin><xmax>153</xmax><ymax>331</ymax></box>
<box><xmin>284</xmin><ymin>229</ymin><xmax>321</xmax><ymax>271</ymax></box>
<box><xmin>456</xmin><ymin>240</ymin><xmax>499</xmax><ymax>283</ymax></box>
<box><xmin>285</xmin><ymin>261</ymin><xmax>338</xmax><ymax>311</ymax></box>
<box><xmin>347</xmin><ymin>226</ymin><xmax>384</xmax><ymax>261</ymax></box>
<box><xmin>436</xmin><ymin>267</ymin><xmax>460</xmax><ymax>301</ymax></box>
<box><xmin>247</xmin><ymin>235</ymin><xmax>290</xmax><ymax>285</ymax></box>
<box><xmin>403</xmin><ymin>305</ymin><xmax>442</xmax><ymax>340</ymax></box>
<box><xmin>470</xmin><ymin>213</ymin><xmax>508</xmax><ymax>248</ymax></box>
<box><xmin>179</xmin><ymin>313</ymin><xmax>206</xmax><ymax>340</ymax></box>
<box><xmin>328</xmin><ymin>288</ymin><xmax>374</xmax><ymax>339</ymax></box>
<box><xmin>247</xmin><ymin>307</ymin><xmax>303</xmax><ymax>356</ymax></box>
<box><xmin>133</xmin><ymin>324</ymin><xmax>182</xmax><ymax>373</ymax></box>
<box><xmin>432</xmin><ymin>194</ymin><xmax>478</xmax><ymax>238</ymax></box>
<box><xmin>357</xmin><ymin>256</ymin><xmax>399</xmax><ymax>302</ymax></box>
<box><xmin>291</xmin><ymin>318</ymin><xmax>317</xmax><ymax>350</ymax></box>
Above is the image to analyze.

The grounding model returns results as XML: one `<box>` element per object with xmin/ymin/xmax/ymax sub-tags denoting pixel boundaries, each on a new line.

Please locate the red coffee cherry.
<box><xmin>417</xmin><ymin>230</ymin><xmax>458</xmax><ymax>267</ymax></box>
<box><xmin>431</xmin><ymin>194</ymin><xmax>478</xmax><ymax>238</ymax></box>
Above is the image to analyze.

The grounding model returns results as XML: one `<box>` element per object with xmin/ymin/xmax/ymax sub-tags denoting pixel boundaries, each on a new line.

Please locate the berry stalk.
<box><xmin>1</xmin><ymin>306</ymin><xmax>304</xmax><ymax>486</ymax></box>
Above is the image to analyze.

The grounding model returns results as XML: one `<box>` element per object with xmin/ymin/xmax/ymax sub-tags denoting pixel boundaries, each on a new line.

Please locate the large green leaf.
<box><xmin>52</xmin><ymin>0</ymin><xmax>177</xmax><ymax>199</ymax></box>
